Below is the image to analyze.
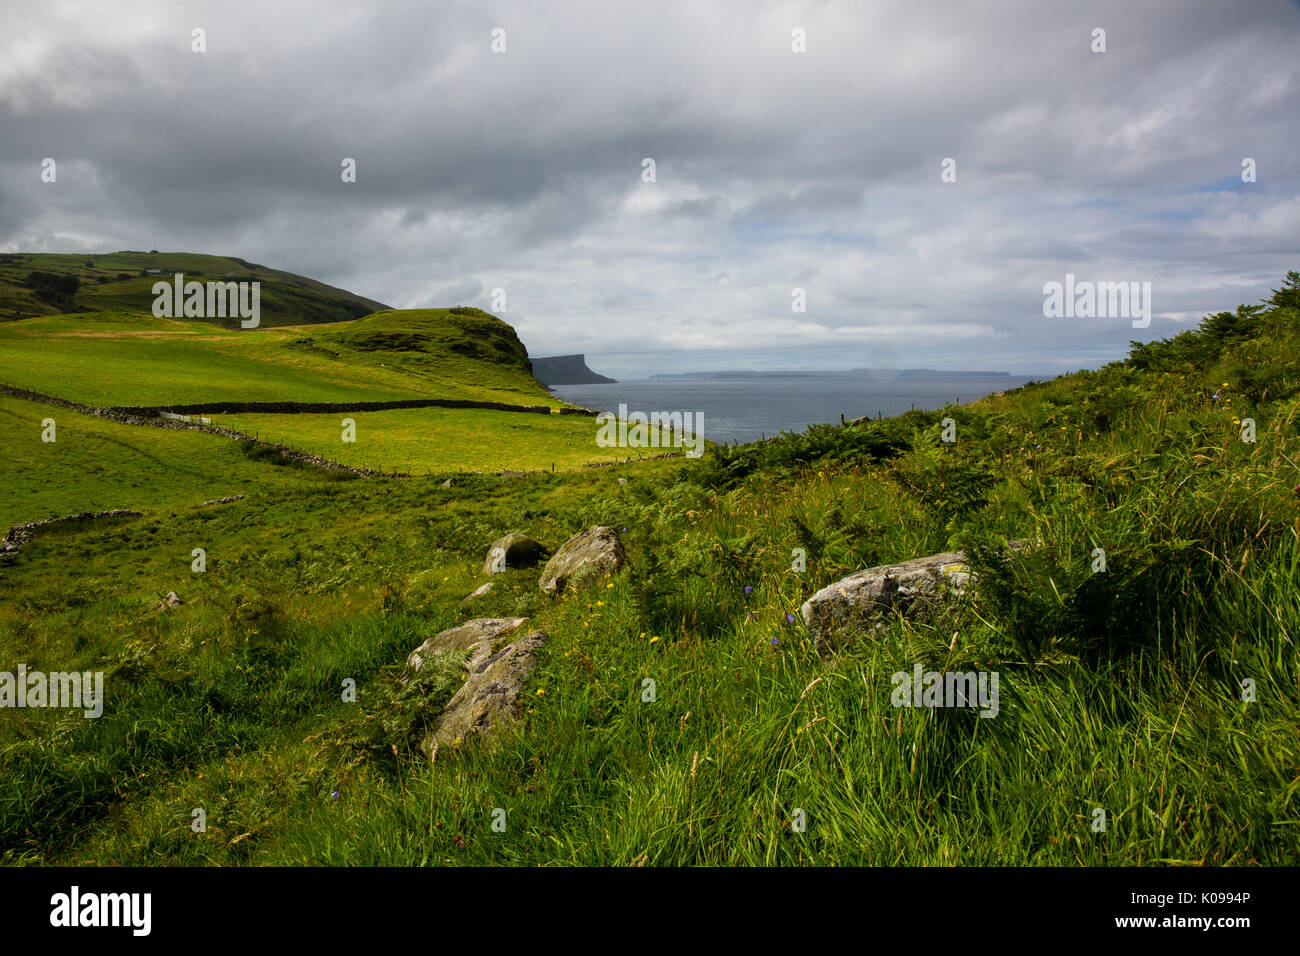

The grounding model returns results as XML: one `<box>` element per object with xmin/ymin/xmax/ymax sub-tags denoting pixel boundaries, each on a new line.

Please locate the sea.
<box><xmin>550</xmin><ymin>371</ymin><xmax>1037</xmax><ymax>446</ymax></box>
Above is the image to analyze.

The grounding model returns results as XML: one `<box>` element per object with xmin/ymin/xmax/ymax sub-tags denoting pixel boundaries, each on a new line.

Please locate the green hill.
<box><xmin>0</xmin><ymin>308</ymin><xmax>561</xmax><ymax>409</ymax></box>
<box><xmin>0</xmin><ymin>251</ymin><xmax>389</xmax><ymax>327</ymax></box>
<box><xmin>0</xmin><ymin>252</ymin><xmax>623</xmax><ymax>479</ymax></box>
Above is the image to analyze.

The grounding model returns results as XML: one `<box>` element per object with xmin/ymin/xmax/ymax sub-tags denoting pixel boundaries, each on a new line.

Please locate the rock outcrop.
<box><xmin>423</xmin><ymin>629</ymin><xmax>548</xmax><ymax>750</ymax></box>
<box><xmin>538</xmin><ymin>526</ymin><xmax>627</xmax><ymax>595</ymax></box>
<box><xmin>483</xmin><ymin>532</ymin><xmax>550</xmax><ymax>574</ymax></box>
<box><xmin>407</xmin><ymin>617</ymin><xmax>527</xmax><ymax>673</ymax></box>
<box><xmin>529</xmin><ymin>354</ymin><xmax>616</xmax><ymax>385</ymax></box>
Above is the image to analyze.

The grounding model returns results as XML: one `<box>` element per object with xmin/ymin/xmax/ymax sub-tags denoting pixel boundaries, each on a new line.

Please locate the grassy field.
<box><xmin>0</xmin><ymin>395</ymin><xmax>625</xmax><ymax>529</ymax></box>
<box><xmin>0</xmin><ymin>310</ymin><xmax>563</xmax><ymax>408</ymax></box>
<box><xmin>212</xmin><ymin>408</ymin><xmax>640</xmax><ymax>474</ymax></box>
<box><xmin>1</xmin><ymin>272</ymin><xmax>1297</xmax><ymax>866</ymax></box>
<box><xmin>0</xmin><ymin>393</ymin><xmax>331</xmax><ymax>529</ymax></box>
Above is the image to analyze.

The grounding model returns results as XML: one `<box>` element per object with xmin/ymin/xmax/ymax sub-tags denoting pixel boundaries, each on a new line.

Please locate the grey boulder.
<box><xmin>423</xmin><ymin>629</ymin><xmax>548</xmax><ymax>750</ymax></box>
<box><xmin>156</xmin><ymin>591</ymin><xmax>184</xmax><ymax>610</ymax></box>
<box><xmin>800</xmin><ymin>552</ymin><xmax>971</xmax><ymax>652</ymax></box>
<box><xmin>406</xmin><ymin>617</ymin><xmax>528</xmax><ymax>673</ymax></box>
<box><xmin>538</xmin><ymin>525</ymin><xmax>627</xmax><ymax>595</ymax></box>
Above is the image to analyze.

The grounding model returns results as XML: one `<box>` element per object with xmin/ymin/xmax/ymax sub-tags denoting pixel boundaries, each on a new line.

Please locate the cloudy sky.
<box><xmin>2</xmin><ymin>0</ymin><xmax>1298</xmax><ymax>377</ymax></box>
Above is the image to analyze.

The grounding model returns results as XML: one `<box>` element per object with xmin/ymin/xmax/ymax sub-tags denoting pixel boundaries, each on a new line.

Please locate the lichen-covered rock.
<box><xmin>423</xmin><ymin>629</ymin><xmax>548</xmax><ymax>750</ymax></box>
<box><xmin>406</xmin><ymin>617</ymin><xmax>527</xmax><ymax>673</ymax></box>
<box><xmin>537</xmin><ymin>526</ymin><xmax>627</xmax><ymax>595</ymax></box>
<box><xmin>483</xmin><ymin>531</ymin><xmax>550</xmax><ymax>575</ymax></box>
<box><xmin>800</xmin><ymin>552</ymin><xmax>971</xmax><ymax>652</ymax></box>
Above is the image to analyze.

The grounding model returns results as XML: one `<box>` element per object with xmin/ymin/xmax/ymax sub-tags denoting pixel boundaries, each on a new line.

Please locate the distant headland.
<box><xmin>531</xmin><ymin>354</ymin><xmax>617</xmax><ymax>385</ymax></box>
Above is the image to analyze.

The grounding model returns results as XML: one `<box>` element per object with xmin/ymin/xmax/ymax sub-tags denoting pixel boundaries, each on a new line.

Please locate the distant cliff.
<box><xmin>530</xmin><ymin>354</ymin><xmax>616</xmax><ymax>385</ymax></box>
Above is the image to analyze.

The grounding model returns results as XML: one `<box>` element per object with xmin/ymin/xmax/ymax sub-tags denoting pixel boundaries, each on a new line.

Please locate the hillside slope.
<box><xmin>0</xmin><ymin>308</ymin><xmax>562</xmax><ymax>408</ymax></box>
<box><xmin>0</xmin><ymin>252</ymin><xmax>389</xmax><ymax>327</ymax></box>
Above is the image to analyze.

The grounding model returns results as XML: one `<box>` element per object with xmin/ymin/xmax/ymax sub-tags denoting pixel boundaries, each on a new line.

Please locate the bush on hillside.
<box><xmin>24</xmin><ymin>270</ymin><xmax>79</xmax><ymax>307</ymax></box>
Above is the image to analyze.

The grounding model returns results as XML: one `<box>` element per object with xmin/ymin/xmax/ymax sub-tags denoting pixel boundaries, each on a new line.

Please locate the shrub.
<box><xmin>24</xmin><ymin>270</ymin><xmax>79</xmax><ymax>308</ymax></box>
